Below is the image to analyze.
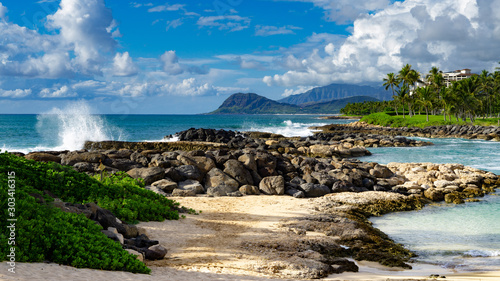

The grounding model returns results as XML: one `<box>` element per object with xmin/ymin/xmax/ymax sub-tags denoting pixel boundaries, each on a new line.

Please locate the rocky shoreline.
<box><xmin>12</xmin><ymin>127</ymin><xmax>500</xmax><ymax>278</ymax></box>
<box><xmin>318</xmin><ymin>121</ymin><xmax>500</xmax><ymax>141</ymax></box>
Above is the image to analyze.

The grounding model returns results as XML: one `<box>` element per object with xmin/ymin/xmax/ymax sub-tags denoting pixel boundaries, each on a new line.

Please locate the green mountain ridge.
<box><xmin>209</xmin><ymin>93</ymin><xmax>379</xmax><ymax>114</ymax></box>
<box><xmin>278</xmin><ymin>83</ymin><xmax>391</xmax><ymax>105</ymax></box>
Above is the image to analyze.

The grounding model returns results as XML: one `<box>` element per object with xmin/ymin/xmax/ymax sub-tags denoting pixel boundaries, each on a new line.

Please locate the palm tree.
<box><xmin>395</xmin><ymin>84</ymin><xmax>409</xmax><ymax>118</ymax></box>
<box><xmin>415</xmin><ymin>86</ymin><xmax>434</xmax><ymax>122</ymax></box>
<box><xmin>477</xmin><ymin>70</ymin><xmax>493</xmax><ymax>117</ymax></box>
<box><xmin>397</xmin><ymin>64</ymin><xmax>421</xmax><ymax>117</ymax></box>
<box><xmin>426</xmin><ymin>66</ymin><xmax>444</xmax><ymax>114</ymax></box>
<box><xmin>455</xmin><ymin>77</ymin><xmax>480</xmax><ymax>123</ymax></box>
<box><xmin>383</xmin><ymin>73</ymin><xmax>400</xmax><ymax>115</ymax></box>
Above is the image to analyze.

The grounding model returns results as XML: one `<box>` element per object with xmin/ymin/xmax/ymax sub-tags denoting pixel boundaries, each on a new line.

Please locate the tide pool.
<box><xmin>362</xmin><ymin>137</ymin><xmax>500</xmax><ymax>272</ymax></box>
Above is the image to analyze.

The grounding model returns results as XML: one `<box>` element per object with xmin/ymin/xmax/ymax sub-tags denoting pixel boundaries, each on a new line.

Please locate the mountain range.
<box><xmin>209</xmin><ymin>83</ymin><xmax>389</xmax><ymax>114</ymax></box>
<box><xmin>278</xmin><ymin>83</ymin><xmax>391</xmax><ymax>105</ymax></box>
<box><xmin>209</xmin><ymin>93</ymin><xmax>379</xmax><ymax>114</ymax></box>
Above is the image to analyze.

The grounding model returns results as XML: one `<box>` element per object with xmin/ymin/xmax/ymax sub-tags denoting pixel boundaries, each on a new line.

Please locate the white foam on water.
<box><xmin>246</xmin><ymin>120</ymin><xmax>324</xmax><ymax>137</ymax></box>
<box><xmin>35</xmin><ymin>101</ymin><xmax>123</xmax><ymax>151</ymax></box>
<box><xmin>464</xmin><ymin>250</ymin><xmax>500</xmax><ymax>257</ymax></box>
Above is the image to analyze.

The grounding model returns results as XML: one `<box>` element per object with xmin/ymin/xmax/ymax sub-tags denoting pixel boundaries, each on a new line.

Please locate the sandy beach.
<box><xmin>2</xmin><ymin>195</ymin><xmax>499</xmax><ymax>281</ymax></box>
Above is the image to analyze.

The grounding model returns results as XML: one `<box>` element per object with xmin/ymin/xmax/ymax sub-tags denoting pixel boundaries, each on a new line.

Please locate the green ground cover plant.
<box><xmin>0</xmin><ymin>153</ymin><xmax>181</xmax><ymax>273</ymax></box>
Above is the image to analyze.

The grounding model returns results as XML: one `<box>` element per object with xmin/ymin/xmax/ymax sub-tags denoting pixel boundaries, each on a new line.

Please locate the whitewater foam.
<box><xmin>35</xmin><ymin>101</ymin><xmax>123</xmax><ymax>151</ymax></box>
<box><xmin>245</xmin><ymin>120</ymin><xmax>324</xmax><ymax>137</ymax></box>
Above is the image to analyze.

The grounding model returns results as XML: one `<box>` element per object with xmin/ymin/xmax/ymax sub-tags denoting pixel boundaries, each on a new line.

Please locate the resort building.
<box><xmin>442</xmin><ymin>69</ymin><xmax>474</xmax><ymax>87</ymax></box>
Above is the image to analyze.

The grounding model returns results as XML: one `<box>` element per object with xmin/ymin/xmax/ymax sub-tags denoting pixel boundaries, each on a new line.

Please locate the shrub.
<box><xmin>0</xmin><ymin>153</ymin><xmax>181</xmax><ymax>273</ymax></box>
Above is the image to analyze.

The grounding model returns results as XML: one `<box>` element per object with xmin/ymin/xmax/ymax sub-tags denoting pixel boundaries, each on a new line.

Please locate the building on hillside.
<box><xmin>442</xmin><ymin>69</ymin><xmax>474</xmax><ymax>87</ymax></box>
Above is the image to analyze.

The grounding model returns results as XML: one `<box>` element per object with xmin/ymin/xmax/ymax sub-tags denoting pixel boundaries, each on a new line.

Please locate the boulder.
<box><xmin>205</xmin><ymin>168</ymin><xmax>239</xmax><ymax>189</ymax></box>
<box><xmin>424</xmin><ymin>188</ymin><xmax>445</xmax><ymax>201</ymax></box>
<box><xmin>73</xmin><ymin>162</ymin><xmax>97</xmax><ymax>173</ymax></box>
<box><xmin>130</xmin><ymin>152</ymin><xmax>149</xmax><ymax>167</ymax></box>
<box><xmin>25</xmin><ymin>152</ymin><xmax>61</xmax><ymax>163</ymax></box>
<box><xmin>224</xmin><ymin>159</ymin><xmax>254</xmax><ymax>185</ymax></box>
<box><xmin>145</xmin><ymin>245</ymin><xmax>168</xmax><ymax>260</ymax></box>
<box><xmin>259</xmin><ymin>176</ymin><xmax>285</xmax><ymax>195</ymax></box>
<box><xmin>178</xmin><ymin>180</ymin><xmax>205</xmax><ymax>194</ymax></box>
<box><xmin>165</xmin><ymin>168</ymin><xmax>183</xmax><ymax>182</ymax></box>
<box><xmin>239</xmin><ymin>185</ymin><xmax>260</xmax><ymax>195</ymax></box>
<box><xmin>433</xmin><ymin>180</ymin><xmax>456</xmax><ymax>188</ymax></box>
<box><xmin>311</xmin><ymin>172</ymin><xmax>335</xmax><ymax>187</ymax></box>
<box><xmin>127</xmin><ymin>167</ymin><xmax>165</xmax><ymax>185</ymax></box>
<box><xmin>110</xmin><ymin>158</ymin><xmax>142</xmax><ymax>171</ymax></box>
<box><xmin>144</xmin><ymin>185</ymin><xmax>167</xmax><ymax>196</ymax></box>
<box><xmin>300</xmin><ymin>183</ymin><xmax>331</xmax><ymax>198</ymax></box>
<box><xmin>171</xmin><ymin>189</ymin><xmax>197</xmax><ymax>197</ymax></box>
<box><xmin>175</xmin><ymin>165</ymin><xmax>203</xmax><ymax>182</ymax></box>
<box><xmin>101</xmin><ymin>229</ymin><xmax>124</xmax><ymax>244</ymax></box>
<box><xmin>238</xmin><ymin>153</ymin><xmax>258</xmax><ymax>172</ymax></box>
<box><xmin>329</xmin><ymin>258</ymin><xmax>359</xmax><ymax>274</ymax></box>
<box><xmin>370</xmin><ymin>164</ymin><xmax>393</xmax><ymax>178</ymax></box>
<box><xmin>286</xmin><ymin>188</ymin><xmax>305</xmax><ymax>198</ymax></box>
<box><xmin>61</xmin><ymin>152</ymin><xmax>106</xmax><ymax>166</ymax></box>
<box><xmin>207</xmin><ymin>185</ymin><xmax>238</xmax><ymax>197</ymax></box>
<box><xmin>125</xmin><ymin>249</ymin><xmax>144</xmax><ymax>262</ymax></box>
<box><xmin>151</xmin><ymin>179</ymin><xmax>178</xmax><ymax>193</ymax></box>
<box><xmin>192</xmin><ymin>156</ymin><xmax>216</xmax><ymax>174</ymax></box>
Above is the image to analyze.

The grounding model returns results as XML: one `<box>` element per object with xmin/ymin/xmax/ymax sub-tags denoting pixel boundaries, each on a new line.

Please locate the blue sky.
<box><xmin>0</xmin><ymin>0</ymin><xmax>499</xmax><ymax>114</ymax></box>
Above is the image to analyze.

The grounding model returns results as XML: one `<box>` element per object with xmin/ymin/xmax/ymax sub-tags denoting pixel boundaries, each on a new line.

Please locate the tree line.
<box><xmin>341</xmin><ymin>64</ymin><xmax>500</xmax><ymax>122</ymax></box>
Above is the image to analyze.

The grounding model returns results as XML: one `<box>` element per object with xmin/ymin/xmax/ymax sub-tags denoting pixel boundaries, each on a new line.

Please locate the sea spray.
<box><xmin>36</xmin><ymin>101</ymin><xmax>123</xmax><ymax>151</ymax></box>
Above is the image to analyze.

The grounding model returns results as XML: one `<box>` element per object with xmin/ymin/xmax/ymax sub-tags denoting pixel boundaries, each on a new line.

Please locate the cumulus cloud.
<box><xmin>0</xmin><ymin>88</ymin><xmax>32</xmax><ymax>98</ymax></box>
<box><xmin>255</xmin><ymin>25</ymin><xmax>302</xmax><ymax>36</ymax></box>
<box><xmin>0</xmin><ymin>2</ymin><xmax>7</xmax><ymax>18</ymax></box>
<box><xmin>197</xmin><ymin>15</ymin><xmax>250</xmax><ymax>32</ymax></box>
<box><xmin>39</xmin><ymin>85</ymin><xmax>77</xmax><ymax>98</ymax></box>
<box><xmin>282</xmin><ymin>85</ymin><xmax>316</xmax><ymax>97</ymax></box>
<box><xmin>265</xmin><ymin>0</ymin><xmax>500</xmax><ymax>87</ymax></box>
<box><xmin>113</xmin><ymin>52</ymin><xmax>139</xmax><ymax>77</ymax></box>
<box><xmin>288</xmin><ymin>0</ymin><xmax>391</xmax><ymax>24</ymax></box>
<box><xmin>160</xmin><ymin>78</ymin><xmax>217</xmax><ymax>96</ymax></box>
<box><xmin>160</xmin><ymin>50</ymin><xmax>208</xmax><ymax>75</ymax></box>
<box><xmin>47</xmin><ymin>0</ymin><xmax>118</xmax><ymax>75</ymax></box>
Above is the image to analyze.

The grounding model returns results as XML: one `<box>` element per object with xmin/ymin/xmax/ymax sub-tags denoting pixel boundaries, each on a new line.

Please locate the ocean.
<box><xmin>1</xmin><ymin>101</ymin><xmax>499</xmax><ymax>273</ymax></box>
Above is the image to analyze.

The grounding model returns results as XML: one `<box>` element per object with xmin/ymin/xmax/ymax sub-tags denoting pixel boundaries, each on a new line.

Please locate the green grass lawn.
<box><xmin>361</xmin><ymin>113</ymin><xmax>500</xmax><ymax>128</ymax></box>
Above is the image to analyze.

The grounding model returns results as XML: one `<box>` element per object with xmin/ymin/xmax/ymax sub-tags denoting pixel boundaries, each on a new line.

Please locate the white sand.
<box><xmin>2</xmin><ymin>195</ymin><xmax>499</xmax><ymax>281</ymax></box>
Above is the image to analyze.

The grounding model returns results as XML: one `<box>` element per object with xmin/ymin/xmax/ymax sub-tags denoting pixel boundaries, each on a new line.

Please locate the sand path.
<box><xmin>2</xmin><ymin>195</ymin><xmax>500</xmax><ymax>281</ymax></box>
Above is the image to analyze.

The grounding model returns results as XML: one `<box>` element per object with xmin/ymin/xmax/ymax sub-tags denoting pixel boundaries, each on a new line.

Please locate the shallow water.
<box><xmin>362</xmin><ymin>137</ymin><xmax>500</xmax><ymax>272</ymax></box>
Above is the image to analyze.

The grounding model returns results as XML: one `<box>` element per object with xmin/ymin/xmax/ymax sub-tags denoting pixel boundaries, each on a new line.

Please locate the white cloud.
<box><xmin>265</xmin><ymin>0</ymin><xmax>500</xmax><ymax>87</ymax></box>
<box><xmin>39</xmin><ymin>85</ymin><xmax>77</xmax><ymax>98</ymax></box>
<box><xmin>166</xmin><ymin>18</ymin><xmax>183</xmax><ymax>31</ymax></box>
<box><xmin>197</xmin><ymin>15</ymin><xmax>250</xmax><ymax>32</ymax></box>
<box><xmin>160</xmin><ymin>50</ymin><xmax>184</xmax><ymax>75</ymax></box>
<box><xmin>47</xmin><ymin>0</ymin><xmax>118</xmax><ymax>75</ymax></box>
<box><xmin>0</xmin><ymin>88</ymin><xmax>32</xmax><ymax>98</ymax></box>
<box><xmin>0</xmin><ymin>2</ymin><xmax>7</xmax><ymax>19</ymax></box>
<box><xmin>148</xmin><ymin>3</ymin><xmax>185</xmax><ymax>12</ymax></box>
<box><xmin>160</xmin><ymin>78</ymin><xmax>217</xmax><ymax>96</ymax></box>
<box><xmin>216</xmin><ymin>54</ymin><xmax>275</xmax><ymax>70</ymax></box>
<box><xmin>130</xmin><ymin>2</ymin><xmax>153</xmax><ymax>8</ymax></box>
<box><xmin>160</xmin><ymin>50</ymin><xmax>208</xmax><ymax>75</ymax></box>
<box><xmin>255</xmin><ymin>25</ymin><xmax>302</xmax><ymax>36</ymax></box>
<box><xmin>113</xmin><ymin>52</ymin><xmax>138</xmax><ymax>77</ymax></box>
<box><xmin>282</xmin><ymin>85</ymin><xmax>315</xmax><ymax>97</ymax></box>
<box><xmin>117</xmin><ymin>83</ymin><xmax>151</xmax><ymax>97</ymax></box>
<box><xmin>287</xmin><ymin>0</ymin><xmax>391</xmax><ymax>24</ymax></box>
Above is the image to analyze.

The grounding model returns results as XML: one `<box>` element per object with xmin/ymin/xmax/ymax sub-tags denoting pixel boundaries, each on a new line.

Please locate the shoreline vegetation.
<box><xmin>2</xmin><ymin>126</ymin><xmax>500</xmax><ymax>280</ymax></box>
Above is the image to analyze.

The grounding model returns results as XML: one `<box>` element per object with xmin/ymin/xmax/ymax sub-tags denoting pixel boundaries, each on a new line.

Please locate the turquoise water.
<box><xmin>1</xmin><ymin>101</ymin><xmax>499</xmax><ymax>272</ymax></box>
<box><xmin>362</xmin><ymin>138</ymin><xmax>500</xmax><ymax>271</ymax></box>
<box><xmin>0</xmin><ymin>102</ymin><xmax>346</xmax><ymax>153</ymax></box>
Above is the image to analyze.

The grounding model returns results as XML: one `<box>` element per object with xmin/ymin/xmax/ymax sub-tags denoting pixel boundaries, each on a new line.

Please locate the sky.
<box><xmin>0</xmin><ymin>0</ymin><xmax>499</xmax><ymax>114</ymax></box>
